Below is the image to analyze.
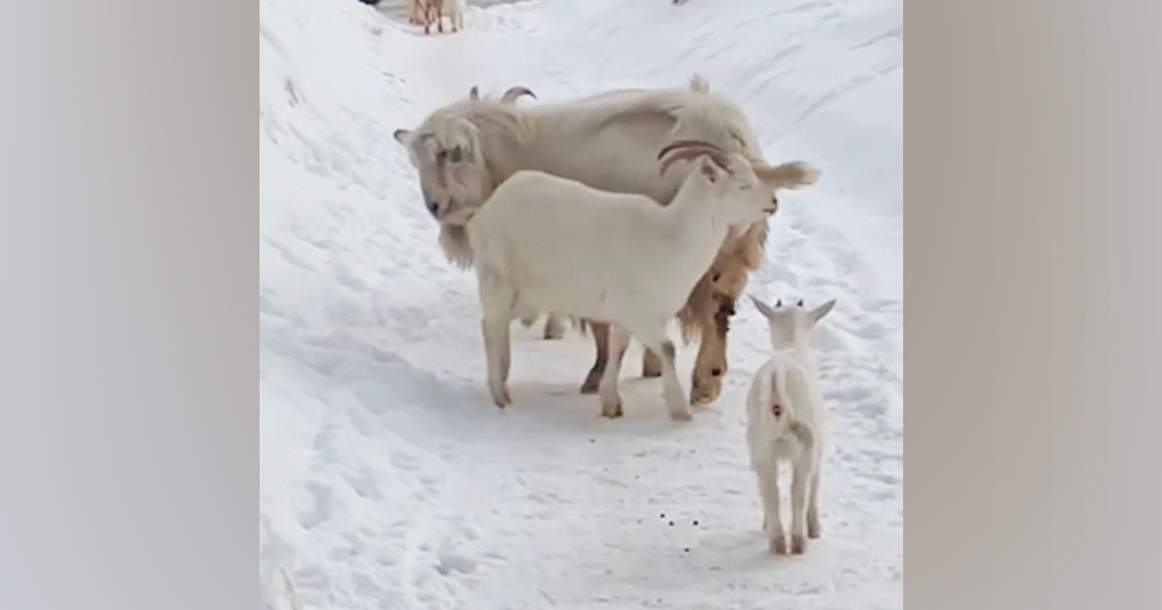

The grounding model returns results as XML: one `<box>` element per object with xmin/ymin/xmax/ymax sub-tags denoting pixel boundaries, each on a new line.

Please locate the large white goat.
<box><xmin>394</xmin><ymin>75</ymin><xmax>796</xmax><ymax>407</ymax></box>
<box><xmin>745</xmin><ymin>295</ymin><xmax>835</xmax><ymax>554</ymax></box>
<box><xmin>467</xmin><ymin>141</ymin><xmax>819</xmax><ymax>421</ymax></box>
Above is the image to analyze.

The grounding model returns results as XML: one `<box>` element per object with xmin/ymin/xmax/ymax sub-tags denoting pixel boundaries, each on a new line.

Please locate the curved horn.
<box><xmin>659</xmin><ymin>147</ymin><xmax>728</xmax><ymax>177</ymax></box>
<box><xmin>469</xmin><ymin>86</ymin><xmax>480</xmax><ymax>100</ymax></box>
<box><xmin>500</xmin><ymin>86</ymin><xmax>537</xmax><ymax>104</ymax></box>
<box><xmin>656</xmin><ymin>139</ymin><xmax>728</xmax><ymax>160</ymax></box>
<box><xmin>658</xmin><ymin>141</ymin><xmax>733</xmax><ymax>176</ymax></box>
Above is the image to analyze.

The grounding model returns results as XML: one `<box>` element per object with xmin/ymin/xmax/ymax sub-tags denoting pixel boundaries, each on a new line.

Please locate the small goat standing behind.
<box><xmin>745</xmin><ymin>296</ymin><xmax>835</xmax><ymax>554</ymax></box>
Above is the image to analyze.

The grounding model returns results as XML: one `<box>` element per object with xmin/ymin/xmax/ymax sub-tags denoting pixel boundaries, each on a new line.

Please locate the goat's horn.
<box><xmin>656</xmin><ymin>139</ymin><xmax>728</xmax><ymax>160</ymax></box>
<box><xmin>659</xmin><ymin>147</ymin><xmax>728</xmax><ymax>176</ymax></box>
<box><xmin>658</xmin><ymin>142</ymin><xmax>733</xmax><ymax>176</ymax></box>
<box><xmin>469</xmin><ymin>86</ymin><xmax>480</xmax><ymax>100</ymax></box>
<box><xmin>500</xmin><ymin>86</ymin><xmax>536</xmax><ymax>103</ymax></box>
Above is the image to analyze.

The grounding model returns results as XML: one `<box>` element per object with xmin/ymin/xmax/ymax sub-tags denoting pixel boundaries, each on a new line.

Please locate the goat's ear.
<box><xmin>808</xmin><ymin>299</ymin><xmax>836</xmax><ymax>326</ymax></box>
<box><xmin>749</xmin><ymin>294</ymin><xmax>777</xmax><ymax>319</ymax></box>
<box><xmin>393</xmin><ymin>129</ymin><xmax>411</xmax><ymax>145</ymax></box>
<box><xmin>757</xmin><ymin>161</ymin><xmax>820</xmax><ymax>190</ymax></box>
<box><xmin>469</xmin><ymin>86</ymin><xmax>479</xmax><ymax>100</ymax></box>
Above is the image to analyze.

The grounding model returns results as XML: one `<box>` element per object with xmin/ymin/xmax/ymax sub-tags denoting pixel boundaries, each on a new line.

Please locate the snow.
<box><xmin>259</xmin><ymin>0</ymin><xmax>902</xmax><ymax>608</ymax></box>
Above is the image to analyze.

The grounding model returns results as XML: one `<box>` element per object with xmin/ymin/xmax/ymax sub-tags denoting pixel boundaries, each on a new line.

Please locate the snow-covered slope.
<box><xmin>260</xmin><ymin>0</ymin><xmax>902</xmax><ymax>608</ymax></box>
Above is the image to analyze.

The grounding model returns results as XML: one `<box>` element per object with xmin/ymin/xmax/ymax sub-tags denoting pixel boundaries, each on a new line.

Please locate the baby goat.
<box><xmin>467</xmin><ymin>140</ymin><xmax>819</xmax><ymax>421</ymax></box>
<box><xmin>745</xmin><ymin>295</ymin><xmax>835</xmax><ymax>554</ymax></box>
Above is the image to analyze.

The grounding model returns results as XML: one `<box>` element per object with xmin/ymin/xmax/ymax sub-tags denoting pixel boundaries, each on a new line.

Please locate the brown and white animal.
<box><xmin>467</xmin><ymin>142</ymin><xmax>818</xmax><ymax>421</ymax></box>
<box><xmin>393</xmin><ymin>75</ymin><xmax>802</xmax><ymax>406</ymax></box>
<box><xmin>745</xmin><ymin>295</ymin><xmax>835</xmax><ymax>554</ymax></box>
<box><xmin>412</xmin><ymin>0</ymin><xmax>464</xmax><ymax>34</ymax></box>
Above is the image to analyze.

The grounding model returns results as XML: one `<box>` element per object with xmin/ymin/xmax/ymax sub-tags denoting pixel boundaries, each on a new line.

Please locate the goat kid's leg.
<box><xmin>580</xmin><ymin>321</ymin><xmax>609</xmax><ymax>394</ymax></box>
<box><xmin>808</xmin><ymin>468</ymin><xmax>822</xmax><ymax>539</ymax></box>
<box><xmin>641</xmin><ymin>348</ymin><xmax>663</xmax><ymax>378</ymax></box>
<box><xmin>597</xmin><ymin>324</ymin><xmax>631</xmax><ymax>418</ymax></box>
<box><xmin>756</xmin><ymin>464</ymin><xmax>786</xmax><ymax>554</ymax></box>
<box><xmin>790</xmin><ymin>459</ymin><xmax>811</xmax><ymax>554</ymax></box>
<box><xmin>542</xmin><ymin>313</ymin><xmax>566</xmax><ymax>340</ymax></box>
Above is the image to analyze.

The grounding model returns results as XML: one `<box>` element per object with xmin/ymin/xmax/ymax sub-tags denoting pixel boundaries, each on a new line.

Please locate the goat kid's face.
<box><xmin>749</xmin><ymin>296</ymin><xmax>836</xmax><ymax>351</ymax></box>
<box><xmin>394</xmin><ymin>118</ymin><xmax>491</xmax><ymax>225</ymax></box>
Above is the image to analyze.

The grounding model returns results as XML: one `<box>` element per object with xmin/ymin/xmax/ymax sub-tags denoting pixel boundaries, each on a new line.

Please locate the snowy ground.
<box><xmin>259</xmin><ymin>0</ymin><xmax>902</xmax><ymax>608</ymax></box>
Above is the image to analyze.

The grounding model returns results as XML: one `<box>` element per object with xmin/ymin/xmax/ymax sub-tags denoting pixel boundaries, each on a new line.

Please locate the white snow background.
<box><xmin>259</xmin><ymin>0</ymin><xmax>902</xmax><ymax>608</ymax></box>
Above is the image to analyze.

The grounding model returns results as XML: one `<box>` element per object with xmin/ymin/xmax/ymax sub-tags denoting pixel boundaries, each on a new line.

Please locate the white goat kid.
<box><xmin>745</xmin><ymin>295</ymin><xmax>835</xmax><ymax>554</ymax></box>
<box><xmin>468</xmin><ymin>141</ymin><xmax>819</xmax><ymax>421</ymax></box>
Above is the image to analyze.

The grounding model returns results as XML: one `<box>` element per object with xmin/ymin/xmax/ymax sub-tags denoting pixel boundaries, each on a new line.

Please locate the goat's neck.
<box><xmin>652</xmin><ymin>183</ymin><xmax>735</xmax><ymax>288</ymax></box>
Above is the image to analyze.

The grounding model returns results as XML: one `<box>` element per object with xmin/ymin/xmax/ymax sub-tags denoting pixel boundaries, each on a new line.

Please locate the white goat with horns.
<box><xmin>745</xmin><ymin>295</ymin><xmax>835</xmax><ymax>554</ymax></box>
<box><xmin>467</xmin><ymin>141</ymin><xmax>819</xmax><ymax>421</ymax></box>
<box><xmin>394</xmin><ymin>75</ymin><xmax>804</xmax><ymax>407</ymax></box>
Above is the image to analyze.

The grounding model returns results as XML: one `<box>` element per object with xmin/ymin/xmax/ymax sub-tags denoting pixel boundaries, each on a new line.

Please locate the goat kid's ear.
<box><xmin>749</xmin><ymin>294</ymin><xmax>776</xmax><ymax>319</ymax></box>
<box><xmin>758</xmin><ymin>161</ymin><xmax>820</xmax><ymax>190</ymax></box>
<box><xmin>393</xmin><ymin>129</ymin><xmax>411</xmax><ymax>145</ymax></box>
<box><xmin>809</xmin><ymin>299</ymin><xmax>836</xmax><ymax>325</ymax></box>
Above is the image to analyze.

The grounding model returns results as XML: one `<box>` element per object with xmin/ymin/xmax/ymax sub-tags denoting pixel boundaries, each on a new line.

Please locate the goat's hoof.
<box><xmin>808</xmin><ymin>521</ymin><xmax>821</xmax><ymax>539</ymax></box>
<box><xmin>490</xmin><ymin>388</ymin><xmax>512</xmax><ymax>408</ymax></box>
<box><xmin>768</xmin><ymin>535</ymin><xmax>787</xmax><ymax>555</ymax></box>
<box><xmin>601</xmin><ymin>400</ymin><xmax>623</xmax><ymax>419</ymax></box>
<box><xmin>641</xmin><ymin>366</ymin><xmax>663</xmax><ymax>378</ymax></box>
<box><xmin>790</xmin><ymin>534</ymin><xmax>807</xmax><ymax>554</ymax></box>
<box><xmin>689</xmin><ymin>382</ymin><xmax>721</xmax><ymax>406</ymax></box>
<box><xmin>668</xmin><ymin>407</ymin><xmax>693</xmax><ymax>422</ymax></box>
<box><xmin>641</xmin><ymin>352</ymin><xmax>663</xmax><ymax>378</ymax></box>
<box><xmin>580</xmin><ymin>371</ymin><xmax>603</xmax><ymax>394</ymax></box>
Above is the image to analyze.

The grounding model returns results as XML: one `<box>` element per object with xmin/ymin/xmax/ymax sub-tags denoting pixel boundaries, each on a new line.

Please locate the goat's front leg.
<box><xmin>808</xmin><ymin>468</ymin><xmax>822</xmax><ymax>539</ymax></box>
<box><xmin>632</xmin><ymin>324</ymin><xmax>691</xmax><ymax>422</ymax></box>
<box><xmin>481</xmin><ymin>315</ymin><xmax>512</xmax><ymax>407</ymax></box>
<box><xmin>580</xmin><ymin>321</ymin><xmax>609</xmax><ymax>394</ymax></box>
<box><xmin>597</xmin><ymin>324</ymin><xmax>630</xmax><ymax>418</ymax></box>
<box><xmin>790</xmin><ymin>458</ymin><xmax>811</xmax><ymax>554</ymax></box>
<box><xmin>756</xmin><ymin>463</ymin><xmax>786</xmax><ymax>554</ymax></box>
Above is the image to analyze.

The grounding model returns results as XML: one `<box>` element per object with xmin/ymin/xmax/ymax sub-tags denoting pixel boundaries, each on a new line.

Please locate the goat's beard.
<box><xmin>437</xmin><ymin>222</ymin><xmax>476</xmax><ymax>270</ymax></box>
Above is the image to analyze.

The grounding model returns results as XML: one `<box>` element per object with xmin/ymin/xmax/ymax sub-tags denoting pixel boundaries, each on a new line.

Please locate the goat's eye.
<box><xmin>448</xmin><ymin>147</ymin><xmax>464</xmax><ymax>163</ymax></box>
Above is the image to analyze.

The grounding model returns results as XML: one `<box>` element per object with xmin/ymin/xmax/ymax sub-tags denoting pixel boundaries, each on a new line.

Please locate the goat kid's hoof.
<box><xmin>808</xmin><ymin>521</ymin><xmax>821</xmax><ymax>539</ymax></box>
<box><xmin>768</xmin><ymin>535</ymin><xmax>787</xmax><ymax>555</ymax></box>
<box><xmin>790</xmin><ymin>534</ymin><xmax>807</xmax><ymax>555</ymax></box>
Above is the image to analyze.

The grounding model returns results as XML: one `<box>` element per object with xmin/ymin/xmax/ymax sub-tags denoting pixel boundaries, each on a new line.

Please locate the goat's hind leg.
<box><xmin>756</xmin><ymin>464</ymin><xmax>786</xmax><ymax>554</ymax></box>
<box><xmin>597</xmin><ymin>323</ymin><xmax>631</xmax><ymax>418</ymax></box>
<box><xmin>580</xmin><ymin>321</ymin><xmax>609</xmax><ymax>394</ymax></box>
<box><xmin>808</xmin><ymin>468</ymin><xmax>822</xmax><ymax>538</ymax></box>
